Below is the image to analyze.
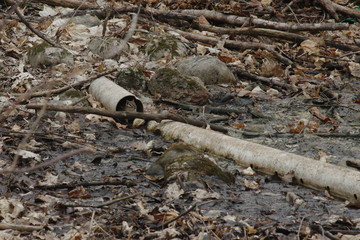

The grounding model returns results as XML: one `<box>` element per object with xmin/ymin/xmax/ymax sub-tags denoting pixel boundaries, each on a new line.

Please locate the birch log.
<box><xmin>148</xmin><ymin>120</ymin><xmax>360</xmax><ymax>202</ymax></box>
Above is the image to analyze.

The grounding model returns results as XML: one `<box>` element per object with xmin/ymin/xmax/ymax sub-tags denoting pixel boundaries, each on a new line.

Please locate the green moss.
<box><xmin>61</xmin><ymin>89</ymin><xmax>86</xmax><ymax>99</ymax></box>
<box><xmin>147</xmin><ymin>143</ymin><xmax>235</xmax><ymax>184</ymax></box>
<box><xmin>118</xmin><ymin>67</ymin><xmax>145</xmax><ymax>82</ymax></box>
<box><xmin>145</xmin><ymin>36</ymin><xmax>181</xmax><ymax>60</ymax></box>
<box><xmin>28</xmin><ymin>42</ymin><xmax>51</xmax><ymax>57</ymax></box>
<box><xmin>157</xmin><ymin>68</ymin><xmax>180</xmax><ymax>78</ymax></box>
<box><xmin>60</xmin><ymin>49</ymin><xmax>72</xmax><ymax>58</ymax></box>
<box><xmin>116</xmin><ymin>67</ymin><xmax>147</xmax><ymax>90</ymax></box>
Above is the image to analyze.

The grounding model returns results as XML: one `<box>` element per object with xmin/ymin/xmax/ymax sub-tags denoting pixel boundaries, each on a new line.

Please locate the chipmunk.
<box><xmin>123</xmin><ymin>99</ymin><xmax>137</xmax><ymax>112</ymax></box>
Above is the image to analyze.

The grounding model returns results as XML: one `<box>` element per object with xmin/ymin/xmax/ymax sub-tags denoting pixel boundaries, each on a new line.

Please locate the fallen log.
<box><xmin>148</xmin><ymin>120</ymin><xmax>360</xmax><ymax>203</ymax></box>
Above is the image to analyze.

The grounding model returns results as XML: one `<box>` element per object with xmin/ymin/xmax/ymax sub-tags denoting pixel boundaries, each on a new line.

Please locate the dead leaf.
<box><xmin>261</xmin><ymin>58</ymin><xmax>283</xmax><ymax>77</ymax></box>
<box><xmin>278</xmin><ymin>170</ymin><xmax>295</xmax><ymax>183</ymax></box>
<box><xmin>288</xmin><ymin>119</ymin><xmax>305</xmax><ymax>134</ymax></box>
<box><xmin>300</xmin><ymin>39</ymin><xmax>320</xmax><ymax>55</ymax></box>
<box><xmin>218</xmin><ymin>55</ymin><xmax>235</xmax><ymax>63</ymax></box>
<box><xmin>244</xmin><ymin>178</ymin><xmax>260</xmax><ymax>190</ymax></box>
<box><xmin>234</xmin><ymin>122</ymin><xmax>246</xmax><ymax>129</ymax></box>
<box><xmin>68</xmin><ymin>186</ymin><xmax>89</xmax><ymax>199</ymax></box>
<box><xmin>318</xmin><ymin>151</ymin><xmax>329</xmax><ymax>163</ymax></box>
<box><xmin>348</xmin><ymin>62</ymin><xmax>360</xmax><ymax>77</ymax></box>
<box><xmin>11</xmin><ymin>124</ymin><xmax>22</xmax><ymax>131</ymax></box>
<box><xmin>197</xmin><ymin>15</ymin><xmax>210</xmax><ymax>25</ymax></box>
<box><xmin>67</xmin><ymin>118</ymin><xmax>81</xmax><ymax>134</ymax></box>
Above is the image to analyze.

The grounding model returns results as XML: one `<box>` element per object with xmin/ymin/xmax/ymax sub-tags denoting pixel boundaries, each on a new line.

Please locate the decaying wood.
<box><xmin>317</xmin><ymin>0</ymin><xmax>360</xmax><ymax>20</ymax></box>
<box><xmin>28</xmin><ymin>4</ymin><xmax>349</xmax><ymax>33</ymax></box>
<box><xmin>166</xmin><ymin>27</ymin><xmax>292</xmax><ymax>65</ymax></box>
<box><xmin>193</xmin><ymin>23</ymin><xmax>360</xmax><ymax>52</ymax></box>
<box><xmin>149</xmin><ymin>120</ymin><xmax>360</xmax><ymax>202</ymax></box>
<box><xmin>129</xmin><ymin>7</ymin><xmax>349</xmax><ymax>32</ymax></box>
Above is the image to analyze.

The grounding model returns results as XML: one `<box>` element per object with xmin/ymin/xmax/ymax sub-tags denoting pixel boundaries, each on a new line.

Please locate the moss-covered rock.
<box><xmin>116</xmin><ymin>67</ymin><xmax>147</xmax><ymax>91</ymax></box>
<box><xmin>147</xmin><ymin>143</ymin><xmax>235</xmax><ymax>184</ymax></box>
<box><xmin>148</xmin><ymin>68</ymin><xmax>209</xmax><ymax>105</ymax></box>
<box><xmin>28</xmin><ymin>42</ymin><xmax>74</xmax><ymax>68</ymax></box>
<box><xmin>143</xmin><ymin>36</ymin><xmax>188</xmax><ymax>61</ymax></box>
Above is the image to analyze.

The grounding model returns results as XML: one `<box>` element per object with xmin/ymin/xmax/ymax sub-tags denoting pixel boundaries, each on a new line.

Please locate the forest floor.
<box><xmin>0</xmin><ymin>0</ymin><xmax>360</xmax><ymax>239</ymax></box>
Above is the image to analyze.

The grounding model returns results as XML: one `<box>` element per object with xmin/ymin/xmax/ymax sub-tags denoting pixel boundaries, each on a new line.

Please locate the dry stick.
<box><xmin>25</xmin><ymin>104</ymin><xmax>229</xmax><ymax>133</ymax></box>
<box><xmin>282</xmin><ymin>0</ymin><xmax>302</xmax><ymax>14</ymax></box>
<box><xmin>165</xmin><ymin>27</ymin><xmax>292</xmax><ymax>65</ymax></box>
<box><xmin>177</xmin><ymin>9</ymin><xmax>349</xmax><ymax>32</ymax></box>
<box><xmin>60</xmin><ymin>193</ymin><xmax>139</xmax><ymax>208</ymax></box>
<box><xmin>6</xmin><ymin>0</ymin><xmax>62</xmax><ymax>48</ymax></box>
<box><xmin>35</xmin><ymin>179</ymin><xmax>137</xmax><ymax>190</ymax></box>
<box><xmin>10</xmin><ymin>88</ymin><xmax>52</xmax><ymax>170</ymax></box>
<box><xmin>317</xmin><ymin>0</ymin><xmax>360</xmax><ymax>20</ymax></box>
<box><xmin>133</xmin><ymin>6</ymin><xmax>349</xmax><ymax>31</ymax></box>
<box><xmin>193</xmin><ymin>23</ymin><xmax>360</xmax><ymax>52</ymax></box>
<box><xmin>0</xmin><ymin>223</ymin><xmax>43</xmax><ymax>232</ymax></box>
<box><xmin>233</xmin><ymin>69</ymin><xmax>298</xmax><ymax>92</ymax></box>
<box><xmin>57</xmin><ymin>5</ymin><xmax>348</xmax><ymax>32</ymax></box>
<box><xmin>0</xmin><ymin>148</ymin><xmax>93</xmax><ymax>175</ymax></box>
<box><xmin>119</xmin><ymin>6</ymin><xmax>350</xmax><ymax>31</ymax></box>
<box><xmin>310</xmin><ymin>224</ymin><xmax>341</xmax><ymax>240</ymax></box>
<box><xmin>155</xmin><ymin>204</ymin><xmax>197</xmax><ymax>230</ymax></box>
<box><xmin>33</xmin><ymin>0</ymin><xmax>97</xmax><ymax>9</ymax></box>
<box><xmin>27</xmin><ymin>4</ymin><xmax>349</xmax><ymax>32</ymax></box>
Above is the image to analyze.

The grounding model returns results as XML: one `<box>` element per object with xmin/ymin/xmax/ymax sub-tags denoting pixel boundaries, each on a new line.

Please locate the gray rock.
<box><xmin>88</xmin><ymin>37</ymin><xmax>129</xmax><ymax>59</ymax></box>
<box><xmin>28</xmin><ymin>42</ymin><xmax>73</xmax><ymax>68</ymax></box>
<box><xmin>69</xmin><ymin>15</ymin><xmax>101</xmax><ymax>27</ymax></box>
<box><xmin>175</xmin><ymin>56</ymin><xmax>237</xmax><ymax>85</ymax></box>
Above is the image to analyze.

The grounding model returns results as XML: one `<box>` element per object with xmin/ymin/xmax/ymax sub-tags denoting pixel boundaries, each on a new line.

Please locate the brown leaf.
<box><xmin>68</xmin><ymin>186</ymin><xmax>89</xmax><ymax>198</ymax></box>
<box><xmin>197</xmin><ymin>15</ymin><xmax>210</xmax><ymax>25</ymax></box>
<box><xmin>244</xmin><ymin>178</ymin><xmax>260</xmax><ymax>190</ymax></box>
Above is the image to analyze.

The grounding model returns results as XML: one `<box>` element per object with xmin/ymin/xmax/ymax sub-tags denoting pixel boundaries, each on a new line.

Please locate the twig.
<box><xmin>310</xmin><ymin>224</ymin><xmax>341</xmax><ymax>240</ymax></box>
<box><xmin>165</xmin><ymin>27</ymin><xmax>293</xmax><ymax>65</ymax></box>
<box><xmin>192</xmin><ymin>23</ymin><xmax>360</xmax><ymax>52</ymax></box>
<box><xmin>6</xmin><ymin>0</ymin><xmax>63</xmax><ymax>48</ymax></box>
<box><xmin>10</xmin><ymin>86</ymin><xmax>51</xmax><ymax>170</ymax></box>
<box><xmin>89</xmin><ymin>210</ymin><xmax>96</xmax><ymax>237</ymax></box>
<box><xmin>25</xmin><ymin>104</ymin><xmax>229</xmax><ymax>133</ymax></box>
<box><xmin>317</xmin><ymin>0</ymin><xmax>360</xmax><ymax>20</ymax></box>
<box><xmin>154</xmin><ymin>203</ymin><xmax>197</xmax><ymax>229</ymax></box>
<box><xmin>33</xmin><ymin>0</ymin><xmax>98</xmax><ymax>9</ymax></box>
<box><xmin>297</xmin><ymin>216</ymin><xmax>305</xmax><ymax>240</ymax></box>
<box><xmin>35</xmin><ymin>179</ymin><xmax>137</xmax><ymax>190</ymax></box>
<box><xmin>60</xmin><ymin>193</ymin><xmax>139</xmax><ymax>208</ymax></box>
<box><xmin>0</xmin><ymin>148</ymin><xmax>94</xmax><ymax>175</ymax></box>
<box><xmin>0</xmin><ymin>223</ymin><xmax>43</xmax><ymax>232</ymax></box>
<box><xmin>233</xmin><ymin>69</ymin><xmax>298</xmax><ymax>92</ymax></box>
